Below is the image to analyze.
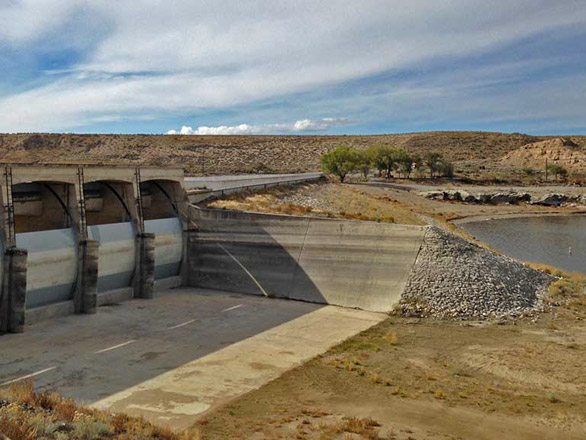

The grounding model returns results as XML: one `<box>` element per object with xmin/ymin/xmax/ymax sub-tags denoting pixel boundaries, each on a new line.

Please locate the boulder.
<box><xmin>477</xmin><ymin>193</ymin><xmax>492</xmax><ymax>203</ymax></box>
<box><xmin>532</xmin><ymin>193</ymin><xmax>580</xmax><ymax>206</ymax></box>
<box><xmin>488</xmin><ymin>192</ymin><xmax>531</xmax><ymax>204</ymax></box>
<box><xmin>419</xmin><ymin>191</ymin><xmax>444</xmax><ymax>200</ymax></box>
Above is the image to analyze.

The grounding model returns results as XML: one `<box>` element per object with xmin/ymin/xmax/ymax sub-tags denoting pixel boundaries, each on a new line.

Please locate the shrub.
<box><xmin>385</xmin><ymin>331</ymin><xmax>399</xmax><ymax>345</ymax></box>
<box><xmin>72</xmin><ymin>414</ymin><xmax>110</xmax><ymax>440</ymax></box>
<box><xmin>547</xmin><ymin>164</ymin><xmax>569</xmax><ymax>181</ymax></box>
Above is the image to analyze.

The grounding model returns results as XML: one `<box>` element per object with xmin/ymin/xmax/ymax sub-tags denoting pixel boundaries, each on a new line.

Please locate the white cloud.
<box><xmin>1</xmin><ymin>1</ymin><xmax>586</xmax><ymax>131</ymax></box>
<box><xmin>0</xmin><ymin>0</ymin><xmax>78</xmax><ymax>42</ymax></box>
<box><xmin>166</xmin><ymin>118</ymin><xmax>349</xmax><ymax>135</ymax></box>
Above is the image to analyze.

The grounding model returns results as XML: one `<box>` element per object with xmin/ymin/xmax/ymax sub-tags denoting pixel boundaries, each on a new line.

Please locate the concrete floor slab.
<box><xmin>0</xmin><ymin>288</ymin><xmax>384</xmax><ymax>430</ymax></box>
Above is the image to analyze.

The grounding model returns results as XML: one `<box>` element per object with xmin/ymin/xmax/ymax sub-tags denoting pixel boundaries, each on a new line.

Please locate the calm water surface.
<box><xmin>460</xmin><ymin>215</ymin><xmax>586</xmax><ymax>274</ymax></box>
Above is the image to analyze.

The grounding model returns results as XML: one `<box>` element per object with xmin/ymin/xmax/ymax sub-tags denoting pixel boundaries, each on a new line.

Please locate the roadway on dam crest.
<box><xmin>0</xmin><ymin>288</ymin><xmax>384</xmax><ymax>430</ymax></box>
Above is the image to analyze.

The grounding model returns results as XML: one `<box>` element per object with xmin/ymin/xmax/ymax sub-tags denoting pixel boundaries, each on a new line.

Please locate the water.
<box><xmin>460</xmin><ymin>215</ymin><xmax>586</xmax><ymax>274</ymax></box>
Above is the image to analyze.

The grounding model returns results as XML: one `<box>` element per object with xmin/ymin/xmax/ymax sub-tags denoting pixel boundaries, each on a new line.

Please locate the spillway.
<box><xmin>15</xmin><ymin>228</ymin><xmax>77</xmax><ymax>308</ymax></box>
<box><xmin>0</xmin><ymin>165</ymin><xmax>188</xmax><ymax>333</ymax></box>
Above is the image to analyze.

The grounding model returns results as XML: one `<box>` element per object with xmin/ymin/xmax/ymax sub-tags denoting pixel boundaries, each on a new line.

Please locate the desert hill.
<box><xmin>502</xmin><ymin>138</ymin><xmax>586</xmax><ymax>174</ymax></box>
<box><xmin>0</xmin><ymin>131</ymin><xmax>584</xmax><ymax>175</ymax></box>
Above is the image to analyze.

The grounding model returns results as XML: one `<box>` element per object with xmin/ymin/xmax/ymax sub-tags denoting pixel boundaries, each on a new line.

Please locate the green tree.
<box><xmin>425</xmin><ymin>152</ymin><xmax>443</xmax><ymax>177</ymax></box>
<box><xmin>366</xmin><ymin>145</ymin><xmax>390</xmax><ymax>178</ymax></box>
<box><xmin>438</xmin><ymin>160</ymin><xmax>454</xmax><ymax>178</ymax></box>
<box><xmin>393</xmin><ymin>148</ymin><xmax>413</xmax><ymax>178</ymax></box>
<box><xmin>320</xmin><ymin>146</ymin><xmax>361</xmax><ymax>183</ymax></box>
<box><xmin>357</xmin><ymin>149</ymin><xmax>374</xmax><ymax>179</ymax></box>
<box><xmin>369</xmin><ymin>145</ymin><xmax>411</xmax><ymax>178</ymax></box>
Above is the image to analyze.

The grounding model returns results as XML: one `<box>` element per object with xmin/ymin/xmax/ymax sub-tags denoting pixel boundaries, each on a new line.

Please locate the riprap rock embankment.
<box><xmin>401</xmin><ymin>227</ymin><xmax>553</xmax><ymax>319</ymax></box>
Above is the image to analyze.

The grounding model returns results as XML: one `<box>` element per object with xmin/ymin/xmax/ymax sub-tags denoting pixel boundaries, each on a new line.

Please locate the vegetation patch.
<box><xmin>0</xmin><ymin>381</ymin><xmax>201</xmax><ymax>440</ymax></box>
<box><xmin>206</xmin><ymin>183</ymin><xmax>425</xmax><ymax>225</ymax></box>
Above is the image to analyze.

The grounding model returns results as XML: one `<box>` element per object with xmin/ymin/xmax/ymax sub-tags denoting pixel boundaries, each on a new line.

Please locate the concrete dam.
<box><xmin>187</xmin><ymin>208</ymin><xmax>425</xmax><ymax>312</ymax></box>
<box><xmin>0</xmin><ymin>165</ymin><xmax>427</xmax><ymax>333</ymax></box>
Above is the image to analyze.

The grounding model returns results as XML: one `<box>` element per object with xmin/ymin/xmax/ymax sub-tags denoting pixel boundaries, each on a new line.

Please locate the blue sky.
<box><xmin>1</xmin><ymin>1</ymin><xmax>585</xmax><ymax>135</ymax></box>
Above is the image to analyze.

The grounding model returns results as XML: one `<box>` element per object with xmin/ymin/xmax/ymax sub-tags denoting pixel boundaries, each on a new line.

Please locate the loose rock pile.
<box><xmin>278</xmin><ymin>184</ymin><xmax>337</xmax><ymax>212</ymax></box>
<box><xmin>400</xmin><ymin>227</ymin><xmax>553</xmax><ymax>319</ymax></box>
<box><xmin>419</xmin><ymin>190</ymin><xmax>586</xmax><ymax>207</ymax></box>
<box><xmin>532</xmin><ymin>193</ymin><xmax>584</xmax><ymax>206</ymax></box>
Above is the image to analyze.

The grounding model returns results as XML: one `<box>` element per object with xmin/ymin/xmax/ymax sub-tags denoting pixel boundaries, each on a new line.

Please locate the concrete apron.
<box><xmin>0</xmin><ymin>288</ymin><xmax>384</xmax><ymax>431</ymax></box>
<box><xmin>91</xmin><ymin>302</ymin><xmax>383</xmax><ymax>430</ymax></box>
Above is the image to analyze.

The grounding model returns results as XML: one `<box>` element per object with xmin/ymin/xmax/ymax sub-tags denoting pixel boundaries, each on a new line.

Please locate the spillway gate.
<box><xmin>0</xmin><ymin>165</ymin><xmax>190</xmax><ymax>333</ymax></box>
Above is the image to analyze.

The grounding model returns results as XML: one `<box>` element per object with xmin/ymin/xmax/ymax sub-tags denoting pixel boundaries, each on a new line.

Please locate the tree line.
<box><xmin>320</xmin><ymin>145</ymin><xmax>454</xmax><ymax>182</ymax></box>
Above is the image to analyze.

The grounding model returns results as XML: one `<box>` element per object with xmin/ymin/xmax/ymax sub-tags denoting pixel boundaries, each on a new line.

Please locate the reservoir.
<box><xmin>459</xmin><ymin>215</ymin><xmax>586</xmax><ymax>274</ymax></box>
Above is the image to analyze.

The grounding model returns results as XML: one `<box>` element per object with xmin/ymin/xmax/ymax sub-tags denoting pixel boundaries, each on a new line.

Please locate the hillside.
<box><xmin>0</xmin><ymin>131</ymin><xmax>584</xmax><ymax>175</ymax></box>
<box><xmin>502</xmin><ymin>138</ymin><xmax>586</xmax><ymax>174</ymax></box>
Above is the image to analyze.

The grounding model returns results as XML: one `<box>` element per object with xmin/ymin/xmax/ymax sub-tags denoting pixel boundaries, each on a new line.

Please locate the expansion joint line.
<box><xmin>217</xmin><ymin>243</ymin><xmax>269</xmax><ymax>297</ymax></box>
<box><xmin>413</xmin><ymin>227</ymin><xmax>429</xmax><ymax>266</ymax></box>
<box><xmin>297</xmin><ymin>219</ymin><xmax>311</xmax><ymax>265</ymax></box>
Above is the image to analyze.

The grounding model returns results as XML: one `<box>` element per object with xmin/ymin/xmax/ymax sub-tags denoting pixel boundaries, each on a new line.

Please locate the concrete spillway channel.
<box><xmin>0</xmin><ymin>166</ymin><xmax>425</xmax><ymax>334</ymax></box>
<box><xmin>0</xmin><ymin>165</ymin><xmax>190</xmax><ymax>333</ymax></box>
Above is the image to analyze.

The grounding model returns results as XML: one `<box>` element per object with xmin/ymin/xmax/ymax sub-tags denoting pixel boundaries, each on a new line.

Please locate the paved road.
<box><xmin>184</xmin><ymin>172</ymin><xmax>322</xmax><ymax>190</ymax></box>
<box><xmin>0</xmin><ymin>287</ymin><xmax>383</xmax><ymax>430</ymax></box>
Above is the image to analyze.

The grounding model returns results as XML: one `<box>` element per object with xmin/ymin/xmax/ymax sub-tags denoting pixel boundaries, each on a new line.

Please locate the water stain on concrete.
<box><xmin>249</xmin><ymin>362</ymin><xmax>277</xmax><ymax>370</ymax></box>
<box><xmin>140</xmin><ymin>351</ymin><xmax>167</xmax><ymax>361</ymax></box>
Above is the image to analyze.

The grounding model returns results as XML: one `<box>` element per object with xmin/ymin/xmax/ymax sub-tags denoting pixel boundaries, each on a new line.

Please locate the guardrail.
<box><xmin>187</xmin><ymin>173</ymin><xmax>324</xmax><ymax>204</ymax></box>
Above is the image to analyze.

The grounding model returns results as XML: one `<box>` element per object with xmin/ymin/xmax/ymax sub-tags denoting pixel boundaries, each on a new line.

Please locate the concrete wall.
<box><xmin>13</xmin><ymin>183</ymin><xmax>74</xmax><ymax>233</ymax></box>
<box><xmin>185</xmin><ymin>172</ymin><xmax>322</xmax><ymax>191</ymax></box>
<box><xmin>189</xmin><ymin>207</ymin><xmax>426</xmax><ymax>312</ymax></box>
<box><xmin>187</xmin><ymin>173</ymin><xmax>323</xmax><ymax>204</ymax></box>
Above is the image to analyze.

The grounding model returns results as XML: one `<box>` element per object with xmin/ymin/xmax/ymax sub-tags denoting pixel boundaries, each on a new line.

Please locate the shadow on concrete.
<box><xmin>1</xmin><ymin>209</ymin><xmax>327</xmax><ymax>407</ymax></box>
<box><xmin>191</xmin><ymin>207</ymin><xmax>327</xmax><ymax>304</ymax></box>
<box><xmin>0</xmin><ymin>288</ymin><xmax>327</xmax><ymax>404</ymax></box>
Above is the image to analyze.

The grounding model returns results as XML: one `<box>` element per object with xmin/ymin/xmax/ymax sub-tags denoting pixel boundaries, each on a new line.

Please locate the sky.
<box><xmin>0</xmin><ymin>0</ymin><xmax>585</xmax><ymax>135</ymax></box>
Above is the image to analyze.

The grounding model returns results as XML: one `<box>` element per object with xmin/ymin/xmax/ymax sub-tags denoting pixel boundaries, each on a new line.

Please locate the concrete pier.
<box><xmin>74</xmin><ymin>239</ymin><xmax>99</xmax><ymax>314</ymax></box>
<box><xmin>0</xmin><ymin>247</ymin><xmax>28</xmax><ymax>333</ymax></box>
<box><xmin>134</xmin><ymin>233</ymin><xmax>156</xmax><ymax>299</ymax></box>
<box><xmin>0</xmin><ymin>165</ymin><xmax>187</xmax><ymax>332</ymax></box>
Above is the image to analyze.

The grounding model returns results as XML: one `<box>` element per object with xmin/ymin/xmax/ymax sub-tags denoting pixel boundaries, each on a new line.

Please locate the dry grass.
<box><xmin>323</xmin><ymin>186</ymin><xmax>425</xmax><ymax>225</ymax></box>
<box><xmin>526</xmin><ymin>262</ymin><xmax>586</xmax><ymax>281</ymax></box>
<box><xmin>0</xmin><ymin>381</ymin><xmax>201</xmax><ymax>440</ymax></box>
<box><xmin>208</xmin><ymin>192</ymin><xmax>315</xmax><ymax>217</ymax></box>
<box><xmin>384</xmin><ymin>331</ymin><xmax>398</xmax><ymax>345</ymax></box>
<box><xmin>207</xmin><ymin>183</ymin><xmax>425</xmax><ymax>226</ymax></box>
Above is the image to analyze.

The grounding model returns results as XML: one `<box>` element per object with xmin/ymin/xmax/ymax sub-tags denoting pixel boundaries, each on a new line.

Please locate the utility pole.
<box><xmin>545</xmin><ymin>158</ymin><xmax>548</xmax><ymax>181</ymax></box>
